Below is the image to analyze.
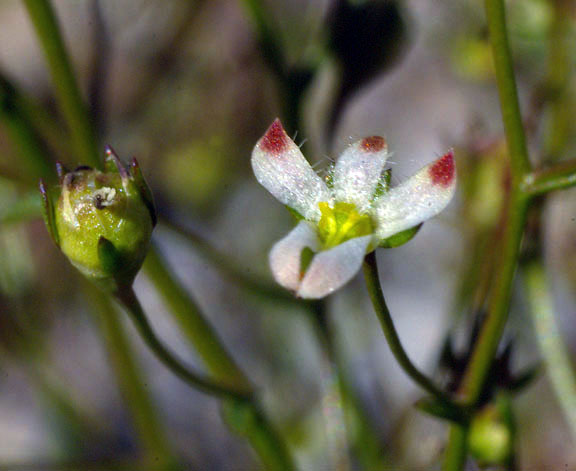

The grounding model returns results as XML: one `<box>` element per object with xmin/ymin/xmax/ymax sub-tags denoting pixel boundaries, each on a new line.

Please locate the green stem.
<box><xmin>143</xmin><ymin>247</ymin><xmax>295</xmax><ymax>470</ymax></box>
<box><xmin>523</xmin><ymin>159</ymin><xmax>576</xmax><ymax>196</ymax></box>
<box><xmin>23</xmin><ymin>0</ymin><xmax>99</xmax><ymax>168</ymax></box>
<box><xmin>524</xmin><ymin>259</ymin><xmax>576</xmax><ymax>443</ymax></box>
<box><xmin>362</xmin><ymin>252</ymin><xmax>457</xmax><ymax>409</ymax></box>
<box><xmin>84</xmin><ymin>286</ymin><xmax>176</xmax><ymax>467</ymax></box>
<box><xmin>144</xmin><ymin>245</ymin><xmax>251</xmax><ymax>391</ymax></box>
<box><xmin>444</xmin><ymin>0</ymin><xmax>533</xmax><ymax>467</ymax></box>
<box><xmin>115</xmin><ymin>286</ymin><xmax>252</xmax><ymax>401</ymax></box>
<box><xmin>541</xmin><ymin>0</ymin><xmax>573</xmax><ymax>163</ymax></box>
<box><xmin>484</xmin><ymin>0</ymin><xmax>530</xmax><ymax>181</ymax></box>
<box><xmin>441</xmin><ymin>426</ymin><xmax>468</xmax><ymax>471</ymax></box>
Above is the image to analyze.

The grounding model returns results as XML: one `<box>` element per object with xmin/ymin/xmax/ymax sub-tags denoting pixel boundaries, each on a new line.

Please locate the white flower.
<box><xmin>252</xmin><ymin>119</ymin><xmax>456</xmax><ymax>299</ymax></box>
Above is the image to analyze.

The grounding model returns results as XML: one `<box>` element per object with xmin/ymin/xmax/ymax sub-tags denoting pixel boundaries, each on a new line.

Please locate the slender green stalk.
<box><xmin>542</xmin><ymin>0</ymin><xmax>573</xmax><ymax>163</ymax></box>
<box><xmin>483</xmin><ymin>0</ymin><xmax>530</xmax><ymax>181</ymax></box>
<box><xmin>115</xmin><ymin>286</ymin><xmax>252</xmax><ymax>401</ymax></box>
<box><xmin>444</xmin><ymin>0</ymin><xmax>533</xmax><ymax>467</ymax></box>
<box><xmin>84</xmin><ymin>286</ymin><xmax>176</xmax><ymax>467</ymax></box>
<box><xmin>142</xmin><ymin>248</ymin><xmax>295</xmax><ymax>470</ymax></box>
<box><xmin>442</xmin><ymin>426</ymin><xmax>468</xmax><ymax>471</ymax></box>
<box><xmin>523</xmin><ymin>159</ymin><xmax>576</xmax><ymax>196</ymax></box>
<box><xmin>524</xmin><ymin>259</ymin><xmax>576</xmax><ymax>442</ymax></box>
<box><xmin>144</xmin><ymin>245</ymin><xmax>250</xmax><ymax>391</ymax></box>
<box><xmin>23</xmin><ymin>0</ymin><xmax>99</xmax><ymax>168</ymax></box>
<box><xmin>362</xmin><ymin>252</ymin><xmax>457</xmax><ymax>409</ymax></box>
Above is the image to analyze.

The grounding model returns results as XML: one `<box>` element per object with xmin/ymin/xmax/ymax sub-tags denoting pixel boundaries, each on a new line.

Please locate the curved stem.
<box><xmin>115</xmin><ymin>287</ymin><xmax>252</xmax><ymax>401</ymax></box>
<box><xmin>144</xmin><ymin>245</ymin><xmax>251</xmax><ymax>391</ymax></box>
<box><xmin>23</xmin><ymin>0</ymin><xmax>100</xmax><ymax>168</ymax></box>
<box><xmin>524</xmin><ymin>259</ymin><xmax>576</xmax><ymax>443</ymax></box>
<box><xmin>362</xmin><ymin>252</ymin><xmax>457</xmax><ymax>409</ymax></box>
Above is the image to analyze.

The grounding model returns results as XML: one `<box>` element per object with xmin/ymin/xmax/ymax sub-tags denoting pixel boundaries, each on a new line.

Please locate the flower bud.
<box><xmin>40</xmin><ymin>147</ymin><xmax>156</xmax><ymax>291</ymax></box>
<box><xmin>469</xmin><ymin>396</ymin><xmax>514</xmax><ymax>467</ymax></box>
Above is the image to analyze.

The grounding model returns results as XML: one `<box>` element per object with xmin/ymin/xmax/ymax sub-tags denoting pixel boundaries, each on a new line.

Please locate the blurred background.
<box><xmin>1</xmin><ymin>0</ymin><xmax>576</xmax><ymax>469</ymax></box>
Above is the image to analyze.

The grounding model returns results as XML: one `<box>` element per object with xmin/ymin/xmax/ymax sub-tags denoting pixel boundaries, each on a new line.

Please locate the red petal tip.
<box><xmin>360</xmin><ymin>136</ymin><xmax>387</xmax><ymax>153</ymax></box>
<box><xmin>260</xmin><ymin>119</ymin><xmax>289</xmax><ymax>154</ymax></box>
<box><xmin>429</xmin><ymin>151</ymin><xmax>455</xmax><ymax>187</ymax></box>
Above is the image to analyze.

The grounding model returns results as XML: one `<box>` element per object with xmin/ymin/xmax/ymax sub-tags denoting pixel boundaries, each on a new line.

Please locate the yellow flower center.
<box><xmin>317</xmin><ymin>202</ymin><xmax>373</xmax><ymax>249</ymax></box>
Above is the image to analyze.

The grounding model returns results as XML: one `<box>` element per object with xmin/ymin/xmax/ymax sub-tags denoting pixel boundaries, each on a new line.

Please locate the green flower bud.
<box><xmin>469</xmin><ymin>399</ymin><xmax>513</xmax><ymax>466</ymax></box>
<box><xmin>40</xmin><ymin>147</ymin><xmax>156</xmax><ymax>292</ymax></box>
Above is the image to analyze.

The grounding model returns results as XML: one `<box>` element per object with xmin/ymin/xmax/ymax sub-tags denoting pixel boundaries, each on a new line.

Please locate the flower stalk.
<box><xmin>363</xmin><ymin>251</ymin><xmax>460</xmax><ymax>411</ymax></box>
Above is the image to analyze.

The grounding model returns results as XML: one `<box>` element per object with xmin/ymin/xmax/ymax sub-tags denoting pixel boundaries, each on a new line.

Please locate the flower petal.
<box><xmin>252</xmin><ymin>119</ymin><xmax>331</xmax><ymax>221</ymax></box>
<box><xmin>333</xmin><ymin>136</ymin><xmax>389</xmax><ymax>212</ymax></box>
<box><xmin>297</xmin><ymin>235</ymin><xmax>372</xmax><ymax>299</ymax></box>
<box><xmin>269</xmin><ymin>220</ymin><xmax>320</xmax><ymax>292</ymax></box>
<box><xmin>373</xmin><ymin>151</ymin><xmax>456</xmax><ymax>239</ymax></box>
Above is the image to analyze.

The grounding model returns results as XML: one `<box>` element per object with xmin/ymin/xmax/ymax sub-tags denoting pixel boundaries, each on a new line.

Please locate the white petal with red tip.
<box><xmin>252</xmin><ymin>120</ymin><xmax>331</xmax><ymax>221</ymax></box>
<box><xmin>373</xmin><ymin>152</ymin><xmax>456</xmax><ymax>240</ymax></box>
<box><xmin>269</xmin><ymin>221</ymin><xmax>320</xmax><ymax>292</ymax></box>
<box><xmin>333</xmin><ymin>137</ymin><xmax>389</xmax><ymax>212</ymax></box>
<box><xmin>297</xmin><ymin>235</ymin><xmax>372</xmax><ymax>299</ymax></box>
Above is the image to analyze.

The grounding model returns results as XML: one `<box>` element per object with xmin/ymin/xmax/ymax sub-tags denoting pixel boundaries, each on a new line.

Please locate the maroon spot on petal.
<box><xmin>360</xmin><ymin>136</ymin><xmax>386</xmax><ymax>153</ymax></box>
<box><xmin>429</xmin><ymin>151</ymin><xmax>455</xmax><ymax>187</ymax></box>
<box><xmin>260</xmin><ymin>119</ymin><xmax>289</xmax><ymax>154</ymax></box>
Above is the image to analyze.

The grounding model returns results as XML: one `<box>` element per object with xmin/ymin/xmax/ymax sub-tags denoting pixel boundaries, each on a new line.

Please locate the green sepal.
<box><xmin>286</xmin><ymin>206</ymin><xmax>305</xmax><ymax>221</ymax></box>
<box><xmin>300</xmin><ymin>246</ymin><xmax>315</xmax><ymax>277</ymax></box>
<box><xmin>97</xmin><ymin>236</ymin><xmax>124</xmax><ymax>276</ymax></box>
<box><xmin>373</xmin><ymin>168</ymin><xmax>391</xmax><ymax>200</ymax></box>
<box><xmin>378</xmin><ymin>224</ymin><xmax>422</xmax><ymax>248</ymax></box>
<box><xmin>104</xmin><ymin>145</ymin><xmax>129</xmax><ymax>181</ymax></box>
<box><xmin>508</xmin><ymin>363</ymin><xmax>540</xmax><ymax>393</ymax></box>
<box><xmin>129</xmin><ymin>158</ymin><xmax>157</xmax><ymax>227</ymax></box>
<box><xmin>414</xmin><ymin>397</ymin><xmax>469</xmax><ymax>425</ymax></box>
<box><xmin>39</xmin><ymin>180</ymin><xmax>59</xmax><ymax>246</ymax></box>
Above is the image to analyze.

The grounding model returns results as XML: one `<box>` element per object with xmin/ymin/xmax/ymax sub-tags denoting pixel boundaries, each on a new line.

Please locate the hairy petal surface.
<box><xmin>373</xmin><ymin>151</ymin><xmax>456</xmax><ymax>239</ymax></box>
<box><xmin>269</xmin><ymin>221</ymin><xmax>320</xmax><ymax>292</ymax></box>
<box><xmin>333</xmin><ymin>136</ymin><xmax>389</xmax><ymax>212</ymax></box>
<box><xmin>252</xmin><ymin>119</ymin><xmax>331</xmax><ymax>221</ymax></box>
<box><xmin>297</xmin><ymin>235</ymin><xmax>372</xmax><ymax>299</ymax></box>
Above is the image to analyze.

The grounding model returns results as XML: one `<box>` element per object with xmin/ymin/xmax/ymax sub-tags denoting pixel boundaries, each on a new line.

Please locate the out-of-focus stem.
<box><xmin>524</xmin><ymin>258</ymin><xmax>576</xmax><ymax>442</ymax></box>
<box><xmin>542</xmin><ymin>0</ymin><xmax>573</xmax><ymax>162</ymax></box>
<box><xmin>83</xmin><ymin>286</ymin><xmax>176</xmax><ymax>467</ymax></box>
<box><xmin>144</xmin><ymin>245</ymin><xmax>250</xmax><ymax>391</ymax></box>
<box><xmin>23</xmin><ymin>0</ymin><xmax>99</xmax><ymax>168</ymax></box>
<box><xmin>0</xmin><ymin>76</ymin><xmax>54</xmax><ymax>182</ymax></box>
<box><xmin>141</xmin><ymin>248</ymin><xmax>295</xmax><ymax>470</ymax></box>
<box><xmin>362</xmin><ymin>252</ymin><xmax>458</xmax><ymax>409</ymax></box>
<box><xmin>161</xmin><ymin>218</ymin><xmax>299</xmax><ymax>304</ymax></box>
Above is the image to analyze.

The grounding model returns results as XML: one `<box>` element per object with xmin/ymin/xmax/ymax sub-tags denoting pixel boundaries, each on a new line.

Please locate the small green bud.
<box><xmin>469</xmin><ymin>400</ymin><xmax>513</xmax><ymax>466</ymax></box>
<box><xmin>41</xmin><ymin>147</ymin><xmax>156</xmax><ymax>292</ymax></box>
